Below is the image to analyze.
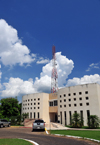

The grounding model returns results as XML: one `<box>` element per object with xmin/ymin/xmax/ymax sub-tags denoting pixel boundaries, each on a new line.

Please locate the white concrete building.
<box><xmin>22</xmin><ymin>83</ymin><xmax>100</xmax><ymax>126</ymax></box>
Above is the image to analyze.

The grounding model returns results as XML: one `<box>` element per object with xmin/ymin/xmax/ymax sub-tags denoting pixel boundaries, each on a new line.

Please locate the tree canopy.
<box><xmin>0</xmin><ymin>97</ymin><xmax>21</xmax><ymax>118</ymax></box>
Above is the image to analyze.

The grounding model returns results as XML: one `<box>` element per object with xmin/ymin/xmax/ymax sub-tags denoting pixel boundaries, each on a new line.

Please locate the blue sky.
<box><xmin>0</xmin><ymin>0</ymin><xmax>100</xmax><ymax>102</ymax></box>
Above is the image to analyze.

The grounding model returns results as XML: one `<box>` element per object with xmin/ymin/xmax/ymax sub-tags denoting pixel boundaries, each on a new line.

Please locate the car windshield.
<box><xmin>34</xmin><ymin>120</ymin><xmax>44</xmax><ymax>123</ymax></box>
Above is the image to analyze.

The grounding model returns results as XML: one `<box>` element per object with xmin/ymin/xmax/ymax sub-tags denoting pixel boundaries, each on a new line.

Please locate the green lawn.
<box><xmin>50</xmin><ymin>130</ymin><xmax>100</xmax><ymax>140</ymax></box>
<box><xmin>0</xmin><ymin>138</ymin><xmax>33</xmax><ymax>145</ymax></box>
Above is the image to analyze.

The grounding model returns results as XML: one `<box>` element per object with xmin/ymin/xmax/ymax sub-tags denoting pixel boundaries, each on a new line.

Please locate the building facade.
<box><xmin>22</xmin><ymin>83</ymin><xmax>100</xmax><ymax>126</ymax></box>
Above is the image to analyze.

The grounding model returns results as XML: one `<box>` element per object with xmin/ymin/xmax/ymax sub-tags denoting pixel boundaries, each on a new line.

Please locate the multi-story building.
<box><xmin>22</xmin><ymin>83</ymin><xmax>100</xmax><ymax>126</ymax></box>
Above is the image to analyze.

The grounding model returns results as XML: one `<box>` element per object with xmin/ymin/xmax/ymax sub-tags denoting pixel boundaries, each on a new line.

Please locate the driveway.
<box><xmin>0</xmin><ymin>127</ymin><xmax>99</xmax><ymax>145</ymax></box>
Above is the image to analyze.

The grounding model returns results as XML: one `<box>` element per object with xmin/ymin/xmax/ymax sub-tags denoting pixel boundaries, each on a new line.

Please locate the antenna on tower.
<box><xmin>51</xmin><ymin>45</ymin><xmax>58</xmax><ymax>93</ymax></box>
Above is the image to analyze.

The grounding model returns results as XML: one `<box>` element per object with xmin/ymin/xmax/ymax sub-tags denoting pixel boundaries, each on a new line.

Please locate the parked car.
<box><xmin>0</xmin><ymin>119</ymin><xmax>11</xmax><ymax>128</ymax></box>
<box><xmin>32</xmin><ymin>119</ymin><xmax>45</xmax><ymax>131</ymax></box>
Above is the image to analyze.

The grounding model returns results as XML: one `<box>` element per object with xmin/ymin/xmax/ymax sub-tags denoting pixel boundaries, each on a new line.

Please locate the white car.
<box><xmin>0</xmin><ymin>119</ymin><xmax>11</xmax><ymax>128</ymax></box>
<box><xmin>32</xmin><ymin>119</ymin><xmax>45</xmax><ymax>131</ymax></box>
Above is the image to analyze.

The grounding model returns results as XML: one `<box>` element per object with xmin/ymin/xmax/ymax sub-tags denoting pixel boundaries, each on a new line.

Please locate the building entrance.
<box><xmin>49</xmin><ymin>113</ymin><xmax>58</xmax><ymax>122</ymax></box>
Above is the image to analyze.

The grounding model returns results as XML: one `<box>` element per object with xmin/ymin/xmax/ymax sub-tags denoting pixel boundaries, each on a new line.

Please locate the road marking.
<box><xmin>19</xmin><ymin>138</ymin><xmax>39</xmax><ymax>145</ymax></box>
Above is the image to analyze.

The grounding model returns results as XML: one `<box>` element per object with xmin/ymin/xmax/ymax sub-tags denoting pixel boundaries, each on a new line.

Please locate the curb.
<box><xmin>45</xmin><ymin>128</ymin><xmax>49</xmax><ymax>134</ymax></box>
<box><xmin>53</xmin><ymin>134</ymin><xmax>100</xmax><ymax>143</ymax></box>
<box><xmin>19</xmin><ymin>138</ymin><xmax>39</xmax><ymax>145</ymax></box>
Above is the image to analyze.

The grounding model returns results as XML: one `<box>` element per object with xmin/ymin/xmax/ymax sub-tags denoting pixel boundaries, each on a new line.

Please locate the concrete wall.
<box><xmin>58</xmin><ymin>83</ymin><xmax>100</xmax><ymax>126</ymax></box>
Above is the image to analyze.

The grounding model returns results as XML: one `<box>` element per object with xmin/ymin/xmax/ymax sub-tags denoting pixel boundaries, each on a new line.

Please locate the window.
<box><xmin>28</xmin><ymin>99</ymin><xmax>30</xmax><ymax>101</ymax></box>
<box><xmin>34</xmin><ymin>103</ymin><xmax>36</xmax><ymax>105</ymax></box>
<box><xmin>87</xmin><ymin>110</ymin><xmax>90</xmax><ymax>123</ymax></box>
<box><xmin>34</xmin><ymin>107</ymin><xmax>36</xmax><ymax>109</ymax></box>
<box><xmin>60</xmin><ymin>100</ymin><xmax>62</xmax><ymax>103</ymax></box>
<box><xmin>60</xmin><ymin>105</ymin><xmax>62</xmax><ymax>108</ymax></box>
<box><xmin>38</xmin><ymin>98</ymin><xmax>40</xmax><ymax>100</ymax></box>
<box><xmin>64</xmin><ymin>105</ymin><xmax>66</xmax><ymax>107</ymax></box>
<box><xmin>69</xmin><ymin>99</ymin><xmax>71</xmax><ymax>101</ymax></box>
<box><xmin>38</xmin><ymin>103</ymin><xmax>40</xmax><ymax>105</ymax></box>
<box><xmin>69</xmin><ymin>111</ymin><xmax>71</xmax><ymax>124</ymax></box>
<box><xmin>49</xmin><ymin>102</ymin><xmax>53</xmax><ymax>106</ymax></box>
<box><xmin>34</xmin><ymin>99</ymin><xmax>36</xmax><ymax>101</ymax></box>
<box><xmin>31</xmin><ymin>103</ymin><xmax>32</xmax><ymax>105</ymax></box>
<box><xmin>74</xmin><ymin>104</ymin><xmax>77</xmax><ymax>107</ymax></box>
<box><xmin>64</xmin><ymin>94</ymin><xmax>66</xmax><ymax>97</ymax></box>
<box><xmin>74</xmin><ymin>98</ymin><xmax>76</xmax><ymax>101</ymax></box>
<box><xmin>86</xmin><ymin>97</ymin><xmax>89</xmax><ymax>100</ymax></box>
<box><xmin>80</xmin><ymin>103</ymin><xmax>82</xmax><ymax>106</ymax></box>
<box><xmin>86</xmin><ymin>103</ymin><xmax>89</xmax><ymax>106</ymax></box>
<box><xmin>38</xmin><ymin>107</ymin><xmax>40</xmax><ymax>109</ymax></box>
<box><xmin>23</xmin><ymin>108</ymin><xmax>24</xmax><ymax>110</ymax></box>
<box><xmin>30</xmin><ymin>112</ymin><xmax>32</xmax><ymax>119</ymax></box>
<box><xmin>79</xmin><ymin>97</ymin><xmax>82</xmax><ymax>100</ymax></box>
<box><xmin>31</xmin><ymin>99</ymin><xmax>33</xmax><ymax>101</ymax></box>
<box><xmin>26</xmin><ymin>100</ymin><xmax>27</xmax><ymax>102</ymax></box>
<box><xmin>28</xmin><ymin>103</ymin><xmax>29</xmax><ymax>105</ymax></box>
<box><xmin>68</xmin><ymin>93</ymin><xmax>71</xmax><ymax>96</ymax></box>
<box><xmin>64</xmin><ymin>99</ymin><xmax>66</xmax><ymax>102</ymax></box>
<box><xmin>69</xmin><ymin>104</ymin><xmax>71</xmax><ymax>107</ymax></box>
<box><xmin>54</xmin><ymin>100</ymin><xmax>58</xmax><ymax>106</ymax></box>
<box><xmin>85</xmin><ymin>91</ymin><xmax>88</xmax><ymax>94</ymax></box>
<box><xmin>60</xmin><ymin>95</ymin><xmax>62</xmax><ymax>98</ymax></box>
<box><xmin>28</xmin><ymin>108</ymin><xmax>29</xmax><ymax>109</ymax></box>
<box><xmin>30</xmin><ymin>107</ymin><xmax>32</xmax><ymax>109</ymax></box>
<box><xmin>73</xmin><ymin>93</ymin><xmax>76</xmax><ymax>95</ymax></box>
<box><xmin>64</xmin><ymin>111</ymin><xmax>67</xmax><ymax>125</ymax></box>
<box><xmin>79</xmin><ymin>92</ymin><xmax>82</xmax><ymax>95</ymax></box>
<box><xmin>80</xmin><ymin>111</ymin><xmax>83</xmax><ymax>125</ymax></box>
<box><xmin>74</xmin><ymin>111</ymin><xmax>77</xmax><ymax>113</ymax></box>
<box><xmin>34</xmin><ymin>112</ymin><xmax>35</xmax><ymax>119</ymax></box>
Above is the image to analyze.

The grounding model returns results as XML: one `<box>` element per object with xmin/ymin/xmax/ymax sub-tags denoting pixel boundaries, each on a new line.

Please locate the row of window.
<box><xmin>60</xmin><ymin>97</ymin><xmax>89</xmax><ymax>103</ymax></box>
<box><xmin>60</xmin><ymin>102</ymin><xmax>89</xmax><ymax>108</ymax></box>
<box><xmin>23</xmin><ymin>98</ymin><xmax>40</xmax><ymax>102</ymax></box>
<box><xmin>23</xmin><ymin>102</ymin><xmax>40</xmax><ymax>106</ymax></box>
<box><xmin>23</xmin><ymin>107</ymin><xmax>40</xmax><ymax>110</ymax></box>
<box><xmin>49</xmin><ymin>100</ymin><xmax>58</xmax><ymax>106</ymax></box>
<box><xmin>60</xmin><ymin>91</ymin><xmax>88</xmax><ymax>98</ymax></box>
<box><xmin>30</xmin><ymin>112</ymin><xmax>40</xmax><ymax>119</ymax></box>
<box><xmin>60</xmin><ymin>110</ymin><xmax>90</xmax><ymax>125</ymax></box>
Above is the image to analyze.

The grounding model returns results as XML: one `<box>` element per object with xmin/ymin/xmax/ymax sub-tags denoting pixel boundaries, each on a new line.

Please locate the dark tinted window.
<box><xmin>34</xmin><ymin>120</ymin><xmax>44</xmax><ymax>123</ymax></box>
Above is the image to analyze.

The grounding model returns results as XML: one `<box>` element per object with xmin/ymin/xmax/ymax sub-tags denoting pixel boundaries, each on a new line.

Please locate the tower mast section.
<box><xmin>51</xmin><ymin>45</ymin><xmax>58</xmax><ymax>93</ymax></box>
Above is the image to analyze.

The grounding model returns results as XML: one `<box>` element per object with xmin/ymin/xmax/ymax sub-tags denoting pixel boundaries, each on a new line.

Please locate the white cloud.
<box><xmin>1</xmin><ymin>52</ymin><xmax>74</xmax><ymax>97</ymax></box>
<box><xmin>66</xmin><ymin>74</ymin><xmax>100</xmax><ymax>86</ymax></box>
<box><xmin>0</xmin><ymin>19</ymin><xmax>36</xmax><ymax>66</ymax></box>
<box><xmin>1</xmin><ymin>77</ymin><xmax>36</xmax><ymax>97</ymax></box>
<box><xmin>86</xmin><ymin>62</ymin><xmax>100</xmax><ymax>71</ymax></box>
<box><xmin>36</xmin><ymin>58</ymin><xmax>50</xmax><ymax>64</ymax></box>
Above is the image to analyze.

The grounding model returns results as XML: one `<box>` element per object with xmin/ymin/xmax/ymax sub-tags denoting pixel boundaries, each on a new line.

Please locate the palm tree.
<box><xmin>87</xmin><ymin>115</ymin><xmax>100</xmax><ymax>129</ymax></box>
<box><xmin>71</xmin><ymin>112</ymin><xmax>83</xmax><ymax>128</ymax></box>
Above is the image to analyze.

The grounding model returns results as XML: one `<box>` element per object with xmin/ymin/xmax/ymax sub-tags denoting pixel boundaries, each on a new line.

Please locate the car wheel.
<box><xmin>0</xmin><ymin>124</ymin><xmax>3</xmax><ymax>128</ymax></box>
<box><xmin>8</xmin><ymin>124</ymin><xmax>10</xmax><ymax>127</ymax></box>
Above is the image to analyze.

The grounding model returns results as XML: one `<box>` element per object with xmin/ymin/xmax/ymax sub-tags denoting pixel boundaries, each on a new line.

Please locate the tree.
<box><xmin>22</xmin><ymin>113</ymin><xmax>29</xmax><ymax>121</ymax></box>
<box><xmin>71</xmin><ymin>112</ymin><xmax>84</xmax><ymax>128</ymax></box>
<box><xmin>87</xmin><ymin>115</ymin><xmax>100</xmax><ymax>129</ymax></box>
<box><xmin>0</xmin><ymin>97</ymin><xmax>20</xmax><ymax>118</ymax></box>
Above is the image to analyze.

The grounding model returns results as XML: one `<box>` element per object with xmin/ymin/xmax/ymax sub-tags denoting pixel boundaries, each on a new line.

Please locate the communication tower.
<box><xmin>51</xmin><ymin>45</ymin><xmax>58</xmax><ymax>93</ymax></box>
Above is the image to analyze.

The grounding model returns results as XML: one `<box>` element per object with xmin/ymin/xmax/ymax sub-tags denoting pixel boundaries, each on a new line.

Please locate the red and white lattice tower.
<box><xmin>51</xmin><ymin>45</ymin><xmax>58</xmax><ymax>93</ymax></box>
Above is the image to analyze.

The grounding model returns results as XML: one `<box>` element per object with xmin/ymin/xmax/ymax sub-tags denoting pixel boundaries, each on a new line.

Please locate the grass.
<box><xmin>0</xmin><ymin>138</ymin><xmax>33</xmax><ymax>145</ymax></box>
<box><xmin>50</xmin><ymin>130</ymin><xmax>100</xmax><ymax>140</ymax></box>
<box><xmin>65</xmin><ymin>125</ymin><xmax>100</xmax><ymax>129</ymax></box>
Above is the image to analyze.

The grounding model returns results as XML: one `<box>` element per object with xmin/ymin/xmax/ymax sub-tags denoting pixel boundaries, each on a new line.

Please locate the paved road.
<box><xmin>0</xmin><ymin>127</ymin><xmax>99</xmax><ymax>145</ymax></box>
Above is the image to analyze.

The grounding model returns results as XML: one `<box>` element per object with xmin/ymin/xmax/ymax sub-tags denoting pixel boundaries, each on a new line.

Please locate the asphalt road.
<box><xmin>0</xmin><ymin>127</ymin><xmax>99</xmax><ymax>145</ymax></box>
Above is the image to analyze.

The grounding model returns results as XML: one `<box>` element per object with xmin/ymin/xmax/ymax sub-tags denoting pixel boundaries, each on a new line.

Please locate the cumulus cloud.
<box><xmin>1</xmin><ymin>77</ymin><xmax>36</xmax><ymax>97</ymax></box>
<box><xmin>1</xmin><ymin>52</ymin><xmax>74</xmax><ymax>97</ymax></box>
<box><xmin>66</xmin><ymin>74</ymin><xmax>100</xmax><ymax>86</ymax></box>
<box><xmin>0</xmin><ymin>19</ymin><xmax>36</xmax><ymax>66</ymax></box>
